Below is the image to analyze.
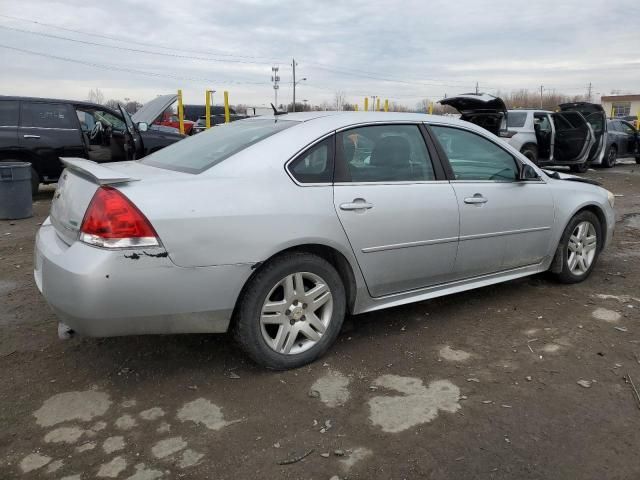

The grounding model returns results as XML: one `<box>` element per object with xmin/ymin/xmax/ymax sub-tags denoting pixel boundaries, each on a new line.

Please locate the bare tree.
<box><xmin>87</xmin><ymin>88</ymin><xmax>105</xmax><ymax>105</ymax></box>
<box><xmin>334</xmin><ymin>91</ymin><xmax>346</xmax><ymax>111</ymax></box>
<box><xmin>104</xmin><ymin>99</ymin><xmax>120</xmax><ymax>110</ymax></box>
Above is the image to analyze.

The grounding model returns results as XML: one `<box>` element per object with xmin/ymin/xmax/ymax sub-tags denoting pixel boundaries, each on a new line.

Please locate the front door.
<box><xmin>18</xmin><ymin>101</ymin><xmax>85</xmax><ymax>181</ymax></box>
<box><xmin>333</xmin><ymin>124</ymin><xmax>459</xmax><ymax>297</ymax></box>
<box><xmin>429</xmin><ymin>124</ymin><xmax>554</xmax><ymax>278</ymax></box>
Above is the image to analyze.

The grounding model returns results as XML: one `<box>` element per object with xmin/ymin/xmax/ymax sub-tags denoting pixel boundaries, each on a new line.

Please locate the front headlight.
<box><xmin>607</xmin><ymin>190</ymin><xmax>615</xmax><ymax>208</ymax></box>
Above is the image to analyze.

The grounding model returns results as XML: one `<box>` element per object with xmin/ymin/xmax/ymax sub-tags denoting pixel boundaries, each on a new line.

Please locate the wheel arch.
<box><xmin>231</xmin><ymin>242</ymin><xmax>360</xmax><ymax>324</ymax></box>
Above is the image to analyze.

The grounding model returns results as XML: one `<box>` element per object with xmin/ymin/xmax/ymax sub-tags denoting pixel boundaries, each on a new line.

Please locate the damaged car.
<box><xmin>0</xmin><ymin>94</ymin><xmax>185</xmax><ymax>194</ymax></box>
<box><xmin>35</xmin><ymin>111</ymin><xmax>614</xmax><ymax>369</ymax></box>
<box><xmin>440</xmin><ymin>94</ymin><xmax>607</xmax><ymax>173</ymax></box>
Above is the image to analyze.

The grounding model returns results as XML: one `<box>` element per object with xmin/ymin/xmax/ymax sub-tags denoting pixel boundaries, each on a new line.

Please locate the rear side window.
<box><xmin>507</xmin><ymin>111</ymin><xmax>527</xmax><ymax>128</ymax></box>
<box><xmin>288</xmin><ymin>137</ymin><xmax>334</xmax><ymax>183</ymax></box>
<box><xmin>0</xmin><ymin>101</ymin><xmax>19</xmax><ymax>126</ymax></box>
<box><xmin>431</xmin><ymin>125</ymin><xmax>518</xmax><ymax>181</ymax></box>
<box><xmin>21</xmin><ymin>102</ymin><xmax>76</xmax><ymax>129</ymax></box>
<box><xmin>336</xmin><ymin>124</ymin><xmax>435</xmax><ymax>182</ymax></box>
<box><xmin>142</xmin><ymin>118</ymin><xmax>296</xmax><ymax>173</ymax></box>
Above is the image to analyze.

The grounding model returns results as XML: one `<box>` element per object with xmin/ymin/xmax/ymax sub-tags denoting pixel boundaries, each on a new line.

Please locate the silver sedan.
<box><xmin>35</xmin><ymin>112</ymin><xmax>615</xmax><ymax>369</ymax></box>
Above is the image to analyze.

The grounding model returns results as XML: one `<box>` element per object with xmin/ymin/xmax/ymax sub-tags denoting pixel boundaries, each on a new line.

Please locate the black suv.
<box><xmin>0</xmin><ymin>95</ymin><xmax>185</xmax><ymax>194</ymax></box>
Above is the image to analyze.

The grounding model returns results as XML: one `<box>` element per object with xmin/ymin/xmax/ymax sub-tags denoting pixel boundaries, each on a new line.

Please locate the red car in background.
<box><xmin>155</xmin><ymin>111</ymin><xmax>195</xmax><ymax>135</ymax></box>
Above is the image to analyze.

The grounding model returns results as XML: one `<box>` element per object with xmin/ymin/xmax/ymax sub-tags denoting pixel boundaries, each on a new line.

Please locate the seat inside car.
<box><xmin>369</xmin><ymin>135</ymin><xmax>422</xmax><ymax>180</ymax></box>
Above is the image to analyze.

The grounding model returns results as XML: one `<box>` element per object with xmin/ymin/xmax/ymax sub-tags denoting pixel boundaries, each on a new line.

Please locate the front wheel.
<box><xmin>552</xmin><ymin>211</ymin><xmax>601</xmax><ymax>284</ymax></box>
<box><xmin>233</xmin><ymin>252</ymin><xmax>346</xmax><ymax>370</ymax></box>
<box><xmin>521</xmin><ymin>145</ymin><xmax>538</xmax><ymax>164</ymax></box>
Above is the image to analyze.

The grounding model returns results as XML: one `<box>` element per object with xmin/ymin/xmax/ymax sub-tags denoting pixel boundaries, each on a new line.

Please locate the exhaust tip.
<box><xmin>57</xmin><ymin>322</ymin><xmax>75</xmax><ymax>340</ymax></box>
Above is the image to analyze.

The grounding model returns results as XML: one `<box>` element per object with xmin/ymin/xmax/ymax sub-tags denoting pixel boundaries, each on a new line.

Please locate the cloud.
<box><xmin>0</xmin><ymin>0</ymin><xmax>638</xmax><ymax>107</ymax></box>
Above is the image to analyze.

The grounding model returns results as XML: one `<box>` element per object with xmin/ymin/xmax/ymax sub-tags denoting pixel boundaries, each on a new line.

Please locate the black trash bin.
<box><xmin>0</xmin><ymin>162</ymin><xmax>33</xmax><ymax>220</ymax></box>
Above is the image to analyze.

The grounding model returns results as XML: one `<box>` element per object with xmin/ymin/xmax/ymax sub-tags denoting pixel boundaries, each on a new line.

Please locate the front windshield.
<box><xmin>141</xmin><ymin>118</ymin><xmax>296</xmax><ymax>173</ymax></box>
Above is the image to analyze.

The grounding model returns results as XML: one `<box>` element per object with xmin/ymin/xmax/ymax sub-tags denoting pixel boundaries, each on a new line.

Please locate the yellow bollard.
<box><xmin>355</xmin><ymin>104</ymin><xmax>359</xmax><ymax>111</ymax></box>
<box><xmin>224</xmin><ymin>91</ymin><xmax>230</xmax><ymax>124</ymax></box>
<box><xmin>376</xmin><ymin>98</ymin><xmax>380</xmax><ymax>112</ymax></box>
<box><xmin>364</xmin><ymin>97</ymin><xmax>369</xmax><ymax>112</ymax></box>
<box><xmin>384</xmin><ymin>99</ymin><xmax>388</xmax><ymax>112</ymax></box>
<box><xmin>205</xmin><ymin>90</ymin><xmax>212</xmax><ymax>129</ymax></box>
<box><xmin>428</xmin><ymin>102</ymin><xmax>433</xmax><ymax>115</ymax></box>
<box><xmin>177</xmin><ymin>89</ymin><xmax>185</xmax><ymax>135</ymax></box>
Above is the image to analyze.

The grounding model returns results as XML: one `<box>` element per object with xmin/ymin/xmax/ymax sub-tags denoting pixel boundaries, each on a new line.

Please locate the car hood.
<box><xmin>132</xmin><ymin>94</ymin><xmax>177</xmax><ymax>125</ymax></box>
<box><xmin>439</xmin><ymin>93</ymin><xmax>507</xmax><ymax>114</ymax></box>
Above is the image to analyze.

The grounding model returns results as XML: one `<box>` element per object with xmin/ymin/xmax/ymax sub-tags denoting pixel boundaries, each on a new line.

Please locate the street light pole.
<box><xmin>292</xmin><ymin>58</ymin><xmax>296</xmax><ymax>112</ymax></box>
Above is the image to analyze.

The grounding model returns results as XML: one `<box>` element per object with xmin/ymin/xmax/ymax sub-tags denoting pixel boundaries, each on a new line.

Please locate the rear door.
<box><xmin>333</xmin><ymin>123</ymin><xmax>459</xmax><ymax>297</ymax></box>
<box><xmin>619</xmin><ymin>121</ymin><xmax>637</xmax><ymax>156</ymax></box>
<box><xmin>429</xmin><ymin>124</ymin><xmax>554</xmax><ymax>278</ymax></box>
<box><xmin>18</xmin><ymin>101</ymin><xmax>85</xmax><ymax>181</ymax></box>
<box><xmin>559</xmin><ymin>102</ymin><xmax>607</xmax><ymax>163</ymax></box>
<box><xmin>550</xmin><ymin>112</ymin><xmax>593</xmax><ymax>163</ymax></box>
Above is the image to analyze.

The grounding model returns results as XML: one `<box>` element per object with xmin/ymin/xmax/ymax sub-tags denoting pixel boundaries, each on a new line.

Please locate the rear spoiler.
<box><xmin>60</xmin><ymin>158</ymin><xmax>140</xmax><ymax>185</ymax></box>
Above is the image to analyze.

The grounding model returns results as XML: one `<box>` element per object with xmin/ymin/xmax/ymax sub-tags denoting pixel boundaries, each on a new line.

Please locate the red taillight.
<box><xmin>79</xmin><ymin>186</ymin><xmax>159</xmax><ymax>248</ymax></box>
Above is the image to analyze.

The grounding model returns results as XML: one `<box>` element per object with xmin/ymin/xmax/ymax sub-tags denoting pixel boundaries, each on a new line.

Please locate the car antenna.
<box><xmin>271</xmin><ymin>103</ymin><xmax>287</xmax><ymax>116</ymax></box>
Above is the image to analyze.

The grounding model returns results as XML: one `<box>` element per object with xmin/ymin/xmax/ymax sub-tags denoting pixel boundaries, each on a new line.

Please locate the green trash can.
<box><xmin>0</xmin><ymin>162</ymin><xmax>33</xmax><ymax>220</ymax></box>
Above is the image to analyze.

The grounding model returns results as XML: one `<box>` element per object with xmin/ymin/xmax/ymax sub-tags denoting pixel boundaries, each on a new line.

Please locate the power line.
<box><xmin>0</xmin><ymin>13</ymin><xmax>287</xmax><ymax>63</ymax></box>
<box><xmin>0</xmin><ymin>24</ymin><xmax>276</xmax><ymax>66</ymax></box>
<box><xmin>0</xmin><ymin>44</ymin><xmax>272</xmax><ymax>85</ymax></box>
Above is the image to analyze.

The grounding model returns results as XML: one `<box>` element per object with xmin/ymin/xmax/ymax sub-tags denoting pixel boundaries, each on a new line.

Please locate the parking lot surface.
<box><xmin>1</xmin><ymin>161</ymin><xmax>640</xmax><ymax>480</ymax></box>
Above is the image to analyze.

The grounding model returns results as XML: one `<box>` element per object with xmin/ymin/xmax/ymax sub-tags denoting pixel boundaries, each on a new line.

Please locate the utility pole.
<box><xmin>271</xmin><ymin>66</ymin><xmax>280</xmax><ymax>108</ymax></box>
<box><xmin>540</xmin><ymin>85</ymin><xmax>544</xmax><ymax>108</ymax></box>
<box><xmin>587</xmin><ymin>82</ymin><xmax>592</xmax><ymax>102</ymax></box>
<box><xmin>292</xmin><ymin>58</ymin><xmax>297</xmax><ymax>112</ymax></box>
<box><xmin>475</xmin><ymin>81</ymin><xmax>479</xmax><ymax>95</ymax></box>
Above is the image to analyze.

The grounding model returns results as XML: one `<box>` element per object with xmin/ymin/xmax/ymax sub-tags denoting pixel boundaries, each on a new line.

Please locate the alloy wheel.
<box><xmin>567</xmin><ymin>221</ymin><xmax>597</xmax><ymax>275</ymax></box>
<box><xmin>260</xmin><ymin>272</ymin><xmax>333</xmax><ymax>355</ymax></box>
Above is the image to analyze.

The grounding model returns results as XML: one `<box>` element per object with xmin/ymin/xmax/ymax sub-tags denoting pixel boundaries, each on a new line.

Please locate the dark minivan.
<box><xmin>0</xmin><ymin>95</ymin><xmax>184</xmax><ymax>194</ymax></box>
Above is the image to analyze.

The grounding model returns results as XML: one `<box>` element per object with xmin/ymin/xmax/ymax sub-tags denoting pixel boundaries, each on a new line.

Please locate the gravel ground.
<box><xmin>1</xmin><ymin>160</ymin><xmax>640</xmax><ymax>480</ymax></box>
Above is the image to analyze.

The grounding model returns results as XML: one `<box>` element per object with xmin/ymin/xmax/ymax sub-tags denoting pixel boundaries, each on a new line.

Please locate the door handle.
<box><xmin>464</xmin><ymin>195</ymin><xmax>488</xmax><ymax>205</ymax></box>
<box><xmin>23</xmin><ymin>134</ymin><xmax>40</xmax><ymax>139</ymax></box>
<box><xmin>340</xmin><ymin>199</ymin><xmax>374</xmax><ymax>211</ymax></box>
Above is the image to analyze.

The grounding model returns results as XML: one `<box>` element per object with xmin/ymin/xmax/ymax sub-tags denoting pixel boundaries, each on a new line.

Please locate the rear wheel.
<box><xmin>552</xmin><ymin>211</ymin><xmax>601</xmax><ymax>284</ymax></box>
<box><xmin>603</xmin><ymin>145</ymin><xmax>617</xmax><ymax>168</ymax></box>
<box><xmin>520</xmin><ymin>145</ymin><xmax>538</xmax><ymax>164</ymax></box>
<box><xmin>233</xmin><ymin>252</ymin><xmax>346</xmax><ymax>370</ymax></box>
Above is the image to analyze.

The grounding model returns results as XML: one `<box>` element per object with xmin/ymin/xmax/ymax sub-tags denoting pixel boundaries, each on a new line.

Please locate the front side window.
<box><xmin>337</xmin><ymin>124</ymin><xmax>435</xmax><ymax>182</ymax></box>
<box><xmin>620</xmin><ymin>121</ymin><xmax>635</xmax><ymax>135</ymax></box>
<box><xmin>431</xmin><ymin>125</ymin><xmax>518</xmax><ymax>181</ymax></box>
<box><xmin>288</xmin><ymin>137</ymin><xmax>334</xmax><ymax>183</ymax></box>
<box><xmin>0</xmin><ymin>101</ymin><xmax>19</xmax><ymax>126</ymax></box>
<box><xmin>141</xmin><ymin>118</ymin><xmax>296</xmax><ymax>173</ymax></box>
<box><xmin>21</xmin><ymin>102</ymin><xmax>76</xmax><ymax>129</ymax></box>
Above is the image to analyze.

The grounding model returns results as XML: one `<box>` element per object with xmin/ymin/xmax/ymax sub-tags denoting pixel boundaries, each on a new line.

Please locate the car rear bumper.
<box><xmin>34</xmin><ymin>220</ymin><xmax>253</xmax><ymax>337</ymax></box>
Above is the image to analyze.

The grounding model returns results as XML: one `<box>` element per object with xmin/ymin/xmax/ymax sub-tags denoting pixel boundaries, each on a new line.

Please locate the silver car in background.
<box><xmin>35</xmin><ymin>112</ymin><xmax>615</xmax><ymax>369</ymax></box>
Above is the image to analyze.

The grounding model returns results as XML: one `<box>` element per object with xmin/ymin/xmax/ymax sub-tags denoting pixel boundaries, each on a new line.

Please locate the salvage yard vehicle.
<box><xmin>440</xmin><ymin>94</ymin><xmax>608</xmax><ymax>173</ymax></box>
<box><xmin>605</xmin><ymin>118</ymin><xmax>640</xmax><ymax>166</ymax></box>
<box><xmin>0</xmin><ymin>95</ymin><xmax>185</xmax><ymax>194</ymax></box>
<box><xmin>34</xmin><ymin>111</ymin><xmax>615</xmax><ymax>369</ymax></box>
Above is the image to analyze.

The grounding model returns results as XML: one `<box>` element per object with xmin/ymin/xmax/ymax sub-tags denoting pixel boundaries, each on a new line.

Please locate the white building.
<box><xmin>601</xmin><ymin>94</ymin><xmax>640</xmax><ymax>119</ymax></box>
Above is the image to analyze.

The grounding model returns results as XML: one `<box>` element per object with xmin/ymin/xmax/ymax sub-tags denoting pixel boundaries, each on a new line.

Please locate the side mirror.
<box><xmin>518</xmin><ymin>163</ymin><xmax>539</xmax><ymax>181</ymax></box>
<box><xmin>137</xmin><ymin>122</ymin><xmax>148</xmax><ymax>132</ymax></box>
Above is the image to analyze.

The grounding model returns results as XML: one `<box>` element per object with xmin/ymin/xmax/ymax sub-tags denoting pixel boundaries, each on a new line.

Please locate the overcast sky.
<box><xmin>0</xmin><ymin>0</ymin><xmax>638</xmax><ymax>108</ymax></box>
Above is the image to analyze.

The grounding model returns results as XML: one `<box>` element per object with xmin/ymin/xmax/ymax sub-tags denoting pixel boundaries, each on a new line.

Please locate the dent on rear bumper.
<box><xmin>35</xmin><ymin>224</ymin><xmax>253</xmax><ymax>337</ymax></box>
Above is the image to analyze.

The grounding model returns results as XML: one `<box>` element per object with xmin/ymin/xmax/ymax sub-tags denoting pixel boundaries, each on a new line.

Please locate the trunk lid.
<box><xmin>439</xmin><ymin>93</ymin><xmax>508</xmax><ymax>136</ymax></box>
<box><xmin>49</xmin><ymin>158</ymin><xmax>180</xmax><ymax>246</ymax></box>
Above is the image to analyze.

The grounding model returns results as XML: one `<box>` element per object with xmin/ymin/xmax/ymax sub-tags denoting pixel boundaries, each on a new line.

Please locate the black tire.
<box><xmin>569</xmin><ymin>162</ymin><xmax>590</xmax><ymax>173</ymax></box>
<box><xmin>603</xmin><ymin>145</ymin><xmax>617</xmax><ymax>168</ymax></box>
<box><xmin>31</xmin><ymin>167</ymin><xmax>40</xmax><ymax>196</ymax></box>
<box><xmin>233</xmin><ymin>252</ymin><xmax>346</xmax><ymax>370</ymax></box>
<box><xmin>552</xmin><ymin>211</ymin><xmax>602</xmax><ymax>284</ymax></box>
<box><xmin>520</xmin><ymin>145</ymin><xmax>538</xmax><ymax>164</ymax></box>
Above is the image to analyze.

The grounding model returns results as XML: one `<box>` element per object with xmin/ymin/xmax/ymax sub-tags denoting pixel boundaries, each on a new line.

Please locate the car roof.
<box><xmin>0</xmin><ymin>95</ymin><xmax>106</xmax><ymax>110</ymax></box>
<box><xmin>245</xmin><ymin>111</ymin><xmax>472</xmax><ymax>130</ymax></box>
<box><xmin>507</xmin><ymin>109</ymin><xmax>552</xmax><ymax>113</ymax></box>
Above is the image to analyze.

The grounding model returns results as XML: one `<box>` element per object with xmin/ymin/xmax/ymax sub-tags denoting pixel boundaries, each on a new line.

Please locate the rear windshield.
<box><xmin>507</xmin><ymin>111</ymin><xmax>527</xmax><ymax>128</ymax></box>
<box><xmin>141</xmin><ymin>118</ymin><xmax>296</xmax><ymax>173</ymax></box>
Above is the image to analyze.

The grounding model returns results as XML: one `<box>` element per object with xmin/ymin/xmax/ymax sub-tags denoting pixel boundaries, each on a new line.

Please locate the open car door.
<box><xmin>559</xmin><ymin>102</ymin><xmax>607</xmax><ymax>164</ymax></box>
<box><xmin>439</xmin><ymin>93</ymin><xmax>508</xmax><ymax>136</ymax></box>
<box><xmin>550</xmin><ymin>111</ymin><xmax>594</xmax><ymax>168</ymax></box>
<box><xmin>118</xmin><ymin>105</ymin><xmax>143</xmax><ymax>160</ymax></box>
